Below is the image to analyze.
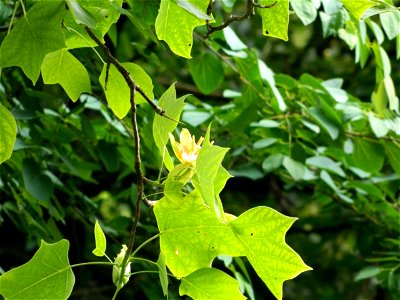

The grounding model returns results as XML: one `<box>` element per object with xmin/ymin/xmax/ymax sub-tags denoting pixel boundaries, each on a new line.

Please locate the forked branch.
<box><xmin>205</xmin><ymin>0</ymin><xmax>277</xmax><ymax>37</ymax></box>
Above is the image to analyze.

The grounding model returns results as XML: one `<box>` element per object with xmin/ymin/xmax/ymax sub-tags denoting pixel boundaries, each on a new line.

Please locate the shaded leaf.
<box><xmin>22</xmin><ymin>158</ymin><xmax>54</xmax><ymax>202</ymax></box>
<box><xmin>0</xmin><ymin>240</ymin><xmax>75</xmax><ymax>300</ymax></box>
<box><xmin>0</xmin><ymin>1</ymin><xmax>66</xmax><ymax>83</ymax></box>
<box><xmin>189</xmin><ymin>52</ymin><xmax>224</xmax><ymax>95</ymax></box>
<box><xmin>157</xmin><ymin>253</ymin><xmax>169</xmax><ymax>296</ymax></box>
<box><xmin>180</xmin><ymin>268</ymin><xmax>245</xmax><ymax>300</ymax></box>
<box><xmin>66</xmin><ymin>0</ymin><xmax>97</xmax><ymax>28</ymax></box>
<box><xmin>352</xmin><ymin>139</ymin><xmax>384</xmax><ymax>173</ymax></box>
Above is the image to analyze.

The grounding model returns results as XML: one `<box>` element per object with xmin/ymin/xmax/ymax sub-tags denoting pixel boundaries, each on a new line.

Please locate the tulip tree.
<box><xmin>0</xmin><ymin>0</ymin><xmax>399</xmax><ymax>299</ymax></box>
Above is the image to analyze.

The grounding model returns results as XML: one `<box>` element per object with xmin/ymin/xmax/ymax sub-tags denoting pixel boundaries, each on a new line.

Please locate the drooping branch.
<box><xmin>205</xmin><ymin>0</ymin><xmax>277</xmax><ymax>37</ymax></box>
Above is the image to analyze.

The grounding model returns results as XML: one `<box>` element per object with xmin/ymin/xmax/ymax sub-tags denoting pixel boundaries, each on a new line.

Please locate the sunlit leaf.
<box><xmin>92</xmin><ymin>220</ymin><xmax>107</xmax><ymax>257</ymax></box>
<box><xmin>341</xmin><ymin>0</ymin><xmax>379</xmax><ymax>19</ymax></box>
<box><xmin>99</xmin><ymin>62</ymin><xmax>154</xmax><ymax>119</ymax></box>
<box><xmin>41</xmin><ymin>49</ymin><xmax>91</xmax><ymax>101</ymax></box>
<box><xmin>259</xmin><ymin>0</ymin><xmax>289</xmax><ymax>40</ymax></box>
<box><xmin>0</xmin><ymin>103</ymin><xmax>16</xmax><ymax>165</ymax></box>
<box><xmin>0</xmin><ymin>240</ymin><xmax>75</xmax><ymax>300</ymax></box>
<box><xmin>153</xmin><ymin>84</ymin><xmax>187</xmax><ymax>170</ymax></box>
<box><xmin>155</xmin><ymin>0</ymin><xmax>209</xmax><ymax>58</ymax></box>
<box><xmin>180</xmin><ymin>268</ymin><xmax>245</xmax><ymax>300</ymax></box>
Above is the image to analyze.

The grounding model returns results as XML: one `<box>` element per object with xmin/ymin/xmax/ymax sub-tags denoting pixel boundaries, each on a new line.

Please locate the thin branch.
<box><xmin>205</xmin><ymin>0</ymin><xmax>277</xmax><ymax>37</ymax></box>
<box><xmin>84</xmin><ymin>27</ymin><xmax>179</xmax><ymax>123</ymax></box>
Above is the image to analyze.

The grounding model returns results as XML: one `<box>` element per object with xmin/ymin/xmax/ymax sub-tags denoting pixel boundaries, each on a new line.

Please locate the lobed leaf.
<box><xmin>0</xmin><ymin>0</ymin><xmax>66</xmax><ymax>84</ymax></box>
<box><xmin>41</xmin><ymin>49</ymin><xmax>92</xmax><ymax>101</ymax></box>
<box><xmin>155</xmin><ymin>191</ymin><xmax>312</xmax><ymax>300</ymax></box>
<box><xmin>0</xmin><ymin>240</ymin><xmax>75</xmax><ymax>300</ymax></box>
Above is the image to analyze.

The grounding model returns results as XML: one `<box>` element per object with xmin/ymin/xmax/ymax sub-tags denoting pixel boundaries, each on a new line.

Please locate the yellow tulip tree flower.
<box><xmin>169</xmin><ymin>128</ymin><xmax>204</xmax><ymax>167</ymax></box>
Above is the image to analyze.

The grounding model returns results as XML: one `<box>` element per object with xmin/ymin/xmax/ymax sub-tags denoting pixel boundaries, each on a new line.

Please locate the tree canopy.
<box><xmin>0</xmin><ymin>0</ymin><xmax>399</xmax><ymax>299</ymax></box>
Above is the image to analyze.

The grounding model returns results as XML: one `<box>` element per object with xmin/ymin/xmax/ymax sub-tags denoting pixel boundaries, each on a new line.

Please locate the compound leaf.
<box><xmin>0</xmin><ymin>1</ymin><xmax>66</xmax><ymax>84</ymax></box>
<box><xmin>0</xmin><ymin>240</ymin><xmax>75</xmax><ymax>300</ymax></box>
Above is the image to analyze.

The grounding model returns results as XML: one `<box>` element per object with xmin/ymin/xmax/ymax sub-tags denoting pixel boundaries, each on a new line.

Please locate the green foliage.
<box><xmin>0</xmin><ymin>103</ymin><xmax>16</xmax><ymax>165</ymax></box>
<box><xmin>0</xmin><ymin>0</ymin><xmax>399</xmax><ymax>299</ymax></box>
<box><xmin>0</xmin><ymin>240</ymin><xmax>74</xmax><ymax>299</ymax></box>
<box><xmin>0</xmin><ymin>1</ymin><xmax>66</xmax><ymax>83</ymax></box>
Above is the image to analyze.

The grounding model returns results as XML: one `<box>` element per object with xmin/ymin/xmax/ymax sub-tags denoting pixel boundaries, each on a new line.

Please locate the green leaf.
<box><xmin>92</xmin><ymin>220</ymin><xmax>107</xmax><ymax>257</ymax></box>
<box><xmin>189</xmin><ymin>52</ymin><xmax>224</xmax><ymax>95</ymax></box>
<box><xmin>180</xmin><ymin>268</ymin><xmax>245</xmax><ymax>300</ymax></box>
<box><xmin>192</xmin><ymin>125</ymin><xmax>229</xmax><ymax>211</ymax></box>
<box><xmin>262</xmin><ymin>154</ymin><xmax>284</xmax><ymax>173</ymax></box>
<box><xmin>176</xmin><ymin>0</ymin><xmax>212</xmax><ymax>20</ymax></box>
<box><xmin>384</xmin><ymin>142</ymin><xmax>400</xmax><ymax>176</ymax></box>
<box><xmin>291</xmin><ymin>0</ymin><xmax>318</xmax><ymax>25</ymax></box>
<box><xmin>0</xmin><ymin>1</ymin><xmax>66</xmax><ymax>83</ymax></box>
<box><xmin>41</xmin><ymin>49</ymin><xmax>91</xmax><ymax>101</ymax></box>
<box><xmin>352</xmin><ymin>139</ymin><xmax>384</xmax><ymax>173</ymax></box>
<box><xmin>282</xmin><ymin>156</ymin><xmax>307</xmax><ymax>181</ymax></box>
<box><xmin>254</xmin><ymin>138</ymin><xmax>278</xmax><ymax>149</ymax></box>
<box><xmin>368</xmin><ymin>112</ymin><xmax>389</xmax><ymax>137</ymax></box>
<box><xmin>22</xmin><ymin>158</ymin><xmax>54</xmax><ymax>202</ymax></box>
<box><xmin>154</xmin><ymin>191</ymin><xmax>244</xmax><ymax>278</ymax></box>
<box><xmin>155</xmin><ymin>0</ymin><xmax>208</xmax><ymax>58</ymax></box>
<box><xmin>157</xmin><ymin>253</ymin><xmax>169</xmax><ymax>296</ymax></box>
<box><xmin>0</xmin><ymin>240</ymin><xmax>75</xmax><ymax>299</ymax></box>
<box><xmin>380</xmin><ymin>11</ymin><xmax>400</xmax><ymax>40</ymax></box>
<box><xmin>155</xmin><ymin>191</ymin><xmax>311</xmax><ymax>300</ymax></box>
<box><xmin>354</xmin><ymin>266</ymin><xmax>381</xmax><ymax>281</ymax></box>
<box><xmin>341</xmin><ymin>0</ymin><xmax>379</xmax><ymax>19</ymax></box>
<box><xmin>230</xmin><ymin>207</ymin><xmax>312</xmax><ymax>300</ymax></box>
<box><xmin>308</xmin><ymin>107</ymin><xmax>339</xmax><ymax>140</ymax></box>
<box><xmin>66</xmin><ymin>0</ymin><xmax>97</xmax><ymax>28</ymax></box>
<box><xmin>0</xmin><ymin>103</ymin><xmax>16</xmax><ymax>165</ymax></box>
<box><xmin>99</xmin><ymin>62</ymin><xmax>154</xmax><ymax>119</ymax></box>
<box><xmin>306</xmin><ymin>156</ymin><xmax>345</xmax><ymax>177</ymax></box>
<box><xmin>153</xmin><ymin>84</ymin><xmax>186</xmax><ymax>161</ymax></box>
<box><xmin>259</xmin><ymin>0</ymin><xmax>289</xmax><ymax>40</ymax></box>
<box><xmin>63</xmin><ymin>0</ymin><xmax>123</xmax><ymax>49</ymax></box>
